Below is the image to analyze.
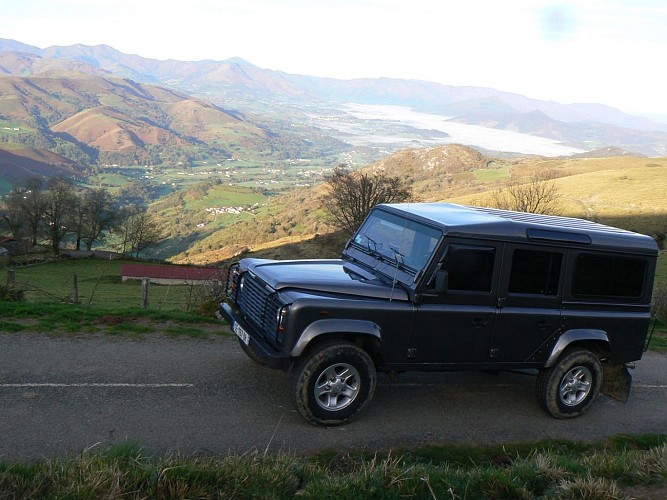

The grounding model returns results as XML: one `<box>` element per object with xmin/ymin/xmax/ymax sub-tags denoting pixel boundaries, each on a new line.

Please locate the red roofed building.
<box><xmin>121</xmin><ymin>263</ymin><xmax>224</xmax><ymax>285</ymax></box>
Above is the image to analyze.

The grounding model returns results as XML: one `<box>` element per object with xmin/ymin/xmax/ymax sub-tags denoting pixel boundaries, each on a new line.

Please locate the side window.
<box><xmin>573</xmin><ymin>253</ymin><xmax>646</xmax><ymax>299</ymax></box>
<box><xmin>509</xmin><ymin>249</ymin><xmax>562</xmax><ymax>295</ymax></box>
<box><xmin>443</xmin><ymin>245</ymin><xmax>495</xmax><ymax>292</ymax></box>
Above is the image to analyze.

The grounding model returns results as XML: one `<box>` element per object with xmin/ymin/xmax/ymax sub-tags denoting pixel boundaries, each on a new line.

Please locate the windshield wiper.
<box><xmin>389</xmin><ymin>244</ymin><xmax>405</xmax><ymax>268</ymax></box>
<box><xmin>355</xmin><ymin>233</ymin><xmax>378</xmax><ymax>254</ymax></box>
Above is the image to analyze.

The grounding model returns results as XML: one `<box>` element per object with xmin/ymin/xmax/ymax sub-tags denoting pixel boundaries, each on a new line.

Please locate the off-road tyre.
<box><xmin>290</xmin><ymin>342</ymin><xmax>376</xmax><ymax>425</ymax></box>
<box><xmin>536</xmin><ymin>348</ymin><xmax>602</xmax><ymax>418</ymax></box>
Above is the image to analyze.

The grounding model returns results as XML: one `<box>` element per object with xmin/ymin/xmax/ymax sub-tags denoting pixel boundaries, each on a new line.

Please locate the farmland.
<box><xmin>84</xmin><ymin>159</ymin><xmax>336</xmax><ymax>194</ymax></box>
<box><xmin>2</xmin><ymin>258</ymin><xmax>219</xmax><ymax>312</ymax></box>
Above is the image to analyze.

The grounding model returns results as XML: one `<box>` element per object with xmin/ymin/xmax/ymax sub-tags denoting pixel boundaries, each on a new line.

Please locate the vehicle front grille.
<box><xmin>238</xmin><ymin>273</ymin><xmax>282</xmax><ymax>336</ymax></box>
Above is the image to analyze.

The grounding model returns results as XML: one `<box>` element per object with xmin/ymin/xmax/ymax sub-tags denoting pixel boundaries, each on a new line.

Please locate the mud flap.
<box><xmin>601</xmin><ymin>364</ymin><xmax>632</xmax><ymax>403</ymax></box>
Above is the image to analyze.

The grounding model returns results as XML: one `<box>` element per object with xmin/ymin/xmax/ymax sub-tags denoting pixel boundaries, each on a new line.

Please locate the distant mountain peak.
<box><xmin>1</xmin><ymin>38</ymin><xmax>666</xmax><ymax>156</ymax></box>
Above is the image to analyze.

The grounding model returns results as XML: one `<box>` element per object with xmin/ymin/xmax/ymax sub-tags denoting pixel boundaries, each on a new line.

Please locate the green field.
<box><xmin>472</xmin><ymin>164</ymin><xmax>511</xmax><ymax>182</ymax></box>
<box><xmin>84</xmin><ymin>160</ymin><xmax>332</xmax><ymax>195</ymax></box>
<box><xmin>2</xmin><ymin>258</ymin><xmax>219</xmax><ymax>311</ymax></box>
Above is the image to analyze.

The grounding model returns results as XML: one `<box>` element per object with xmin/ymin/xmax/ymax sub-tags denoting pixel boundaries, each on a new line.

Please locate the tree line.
<box><xmin>0</xmin><ymin>177</ymin><xmax>162</xmax><ymax>257</ymax></box>
<box><xmin>321</xmin><ymin>166</ymin><xmax>563</xmax><ymax>235</ymax></box>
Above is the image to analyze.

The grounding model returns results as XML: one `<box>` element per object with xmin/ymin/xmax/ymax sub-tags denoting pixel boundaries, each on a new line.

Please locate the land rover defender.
<box><xmin>219</xmin><ymin>203</ymin><xmax>658</xmax><ymax>425</ymax></box>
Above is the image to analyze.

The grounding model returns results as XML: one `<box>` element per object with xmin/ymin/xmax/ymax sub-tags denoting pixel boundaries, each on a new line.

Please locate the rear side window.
<box><xmin>509</xmin><ymin>249</ymin><xmax>562</xmax><ymax>295</ymax></box>
<box><xmin>573</xmin><ymin>254</ymin><xmax>646</xmax><ymax>299</ymax></box>
<box><xmin>444</xmin><ymin>246</ymin><xmax>495</xmax><ymax>292</ymax></box>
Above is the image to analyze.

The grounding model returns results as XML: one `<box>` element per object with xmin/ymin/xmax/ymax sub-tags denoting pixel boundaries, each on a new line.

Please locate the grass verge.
<box><xmin>2</xmin><ymin>258</ymin><xmax>221</xmax><ymax>311</ymax></box>
<box><xmin>0</xmin><ymin>436</ymin><xmax>666</xmax><ymax>498</ymax></box>
<box><xmin>0</xmin><ymin>302</ymin><xmax>225</xmax><ymax>338</ymax></box>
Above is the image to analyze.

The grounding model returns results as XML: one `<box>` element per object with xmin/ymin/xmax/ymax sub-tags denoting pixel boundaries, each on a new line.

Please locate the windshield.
<box><xmin>352</xmin><ymin>209</ymin><xmax>441</xmax><ymax>274</ymax></box>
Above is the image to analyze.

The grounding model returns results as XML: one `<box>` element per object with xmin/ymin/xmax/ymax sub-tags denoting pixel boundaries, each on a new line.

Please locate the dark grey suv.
<box><xmin>219</xmin><ymin>203</ymin><xmax>658</xmax><ymax>425</ymax></box>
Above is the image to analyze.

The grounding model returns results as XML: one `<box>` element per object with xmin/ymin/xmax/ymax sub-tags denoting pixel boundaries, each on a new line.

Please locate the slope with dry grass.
<box><xmin>0</xmin><ymin>73</ymin><xmax>278</xmax><ymax>164</ymax></box>
<box><xmin>168</xmin><ymin>145</ymin><xmax>667</xmax><ymax>266</ymax></box>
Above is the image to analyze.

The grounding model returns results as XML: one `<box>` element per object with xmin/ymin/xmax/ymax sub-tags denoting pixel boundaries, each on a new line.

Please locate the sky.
<box><xmin>1</xmin><ymin>0</ymin><xmax>666</xmax><ymax>120</ymax></box>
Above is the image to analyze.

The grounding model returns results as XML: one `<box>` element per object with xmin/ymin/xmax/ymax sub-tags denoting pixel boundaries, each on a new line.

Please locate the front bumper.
<box><xmin>218</xmin><ymin>302</ymin><xmax>291</xmax><ymax>371</ymax></box>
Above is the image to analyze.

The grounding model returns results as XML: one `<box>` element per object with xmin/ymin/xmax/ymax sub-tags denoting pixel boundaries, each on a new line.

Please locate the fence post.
<box><xmin>71</xmin><ymin>273</ymin><xmax>79</xmax><ymax>304</ymax></box>
<box><xmin>141</xmin><ymin>278</ymin><xmax>150</xmax><ymax>308</ymax></box>
<box><xmin>6</xmin><ymin>269</ymin><xmax>16</xmax><ymax>287</ymax></box>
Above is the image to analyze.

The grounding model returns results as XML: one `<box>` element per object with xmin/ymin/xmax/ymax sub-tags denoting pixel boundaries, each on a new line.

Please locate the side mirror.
<box><xmin>434</xmin><ymin>270</ymin><xmax>448</xmax><ymax>294</ymax></box>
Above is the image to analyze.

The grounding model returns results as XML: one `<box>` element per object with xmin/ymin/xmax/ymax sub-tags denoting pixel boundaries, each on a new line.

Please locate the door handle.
<box><xmin>472</xmin><ymin>319</ymin><xmax>488</xmax><ymax>328</ymax></box>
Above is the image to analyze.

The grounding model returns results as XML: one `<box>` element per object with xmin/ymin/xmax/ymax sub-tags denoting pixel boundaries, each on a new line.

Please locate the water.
<box><xmin>337</xmin><ymin>103</ymin><xmax>585</xmax><ymax>157</ymax></box>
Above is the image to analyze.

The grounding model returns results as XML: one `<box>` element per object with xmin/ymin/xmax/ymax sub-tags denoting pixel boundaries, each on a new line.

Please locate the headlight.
<box><xmin>276</xmin><ymin>305</ymin><xmax>290</xmax><ymax>343</ymax></box>
<box><xmin>226</xmin><ymin>264</ymin><xmax>241</xmax><ymax>298</ymax></box>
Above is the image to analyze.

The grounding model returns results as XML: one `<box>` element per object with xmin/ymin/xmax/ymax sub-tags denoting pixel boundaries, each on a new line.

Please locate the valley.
<box><xmin>1</xmin><ymin>39</ymin><xmax>666</xmax><ymax>265</ymax></box>
<box><xmin>316</xmin><ymin>103</ymin><xmax>585</xmax><ymax>156</ymax></box>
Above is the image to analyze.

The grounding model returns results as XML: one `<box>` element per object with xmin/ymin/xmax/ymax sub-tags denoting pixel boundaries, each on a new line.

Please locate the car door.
<box><xmin>490</xmin><ymin>245</ymin><xmax>565</xmax><ymax>364</ymax></box>
<box><xmin>409</xmin><ymin>240</ymin><xmax>501</xmax><ymax>365</ymax></box>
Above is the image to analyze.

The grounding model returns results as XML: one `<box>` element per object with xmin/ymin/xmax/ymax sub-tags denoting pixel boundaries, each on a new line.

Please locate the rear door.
<box><xmin>490</xmin><ymin>245</ymin><xmax>565</xmax><ymax>363</ymax></box>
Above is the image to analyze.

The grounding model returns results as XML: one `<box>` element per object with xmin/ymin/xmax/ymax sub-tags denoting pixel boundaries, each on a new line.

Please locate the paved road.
<box><xmin>1</xmin><ymin>333</ymin><xmax>666</xmax><ymax>462</ymax></box>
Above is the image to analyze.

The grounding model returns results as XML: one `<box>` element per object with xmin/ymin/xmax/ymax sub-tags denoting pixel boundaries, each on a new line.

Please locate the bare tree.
<box><xmin>321</xmin><ymin>166</ymin><xmax>412</xmax><ymax>235</ymax></box>
<box><xmin>130</xmin><ymin>210</ymin><xmax>162</xmax><ymax>258</ymax></box>
<box><xmin>43</xmin><ymin>177</ymin><xmax>77</xmax><ymax>256</ymax></box>
<box><xmin>81</xmin><ymin>188</ymin><xmax>116</xmax><ymax>251</ymax></box>
<box><xmin>4</xmin><ymin>177</ymin><xmax>48</xmax><ymax>246</ymax></box>
<box><xmin>2</xmin><ymin>190</ymin><xmax>27</xmax><ymax>239</ymax></box>
<box><xmin>115</xmin><ymin>205</ymin><xmax>138</xmax><ymax>255</ymax></box>
<box><xmin>116</xmin><ymin>206</ymin><xmax>162</xmax><ymax>258</ymax></box>
<box><xmin>489</xmin><ymin>173</ymin><xmax>562</xmax><ymax>215</ymax></box>
<box><xmin>71</xmin><ymin>194</ymin><xmax>88</xmax><ymax>251</ymax></box>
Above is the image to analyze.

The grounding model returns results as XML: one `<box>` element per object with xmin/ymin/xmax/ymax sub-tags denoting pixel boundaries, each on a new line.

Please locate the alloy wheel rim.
<box><xmin>559</xmin><ymin>365</ymin><xmax>593</xmax><ymax>406</ymax></box>
<box><xmin>314</xmin><ymin>362</ymin><xmax>360</xmax><ymax>411</ymax></box>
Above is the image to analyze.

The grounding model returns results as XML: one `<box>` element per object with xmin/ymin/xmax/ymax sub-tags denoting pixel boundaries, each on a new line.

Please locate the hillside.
<box><xmin>165</xmin><ymin>144</ymin><xmax>511</xmax><ymax>265</ymax></box>
<box><xmin>450</xmin><ymin>156</ymin><xmax>667</xmax><ymax>232</ymax></box>
<box><xmin>0</xmin><ymin>50</ymin><xmax>109</xmax><ymax>77</ymax></box>
<box><xmin>0</xmin><ymin>71</ymin><xmax>343</xmax><ymax>170</ymax></box>
<box><xmin>2</xmin><ymin>40</ymin><xmax>667</xmax><ymax>157</ymax></box>
<box><xmin>168</xmin><ymin>145</ymin><xmax>667</xmax><ymax>266</ymax></box>
<box><xmin>0</xmin><ymin>73</ymin><xmax>262</xmax><ymax>163</ymax></box>
<box><xmin>0</xmin><ymin>144</ymin><xmax>82</xmax><ymax>192</ymax></box>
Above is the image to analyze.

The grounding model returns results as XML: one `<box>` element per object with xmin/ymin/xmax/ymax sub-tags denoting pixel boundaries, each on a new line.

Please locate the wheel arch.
<box><xmin>545</xmin><ymin>329</ymin><xmax>610</xmax><ymax>368</ymax></box>
<box><xmin>290</xmin><ymin>319</ymin><xmax>383</xmax><ymax>364</ymax></box>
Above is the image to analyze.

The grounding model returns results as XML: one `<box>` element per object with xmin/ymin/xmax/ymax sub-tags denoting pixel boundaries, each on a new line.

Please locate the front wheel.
<box><xmin>290</xmin><ymin>342</ymin><xmax>376</xmax><ymax>425</ymax></box>
<box><xmin>536</xmin><ymin>349</ymin><xmax>602</xmax><ymax>418</ymax></box>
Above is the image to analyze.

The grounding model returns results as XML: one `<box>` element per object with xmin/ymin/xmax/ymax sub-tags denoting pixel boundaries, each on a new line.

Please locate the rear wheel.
<box><xmin>290</xmin><ymin>342</ymin><xmax>376</xmax><ymax>425</ymax></box>
<box><xmin>536</xmin><ymin>349</ymin><xmax>602</xmax><ymax>418</ymax></box>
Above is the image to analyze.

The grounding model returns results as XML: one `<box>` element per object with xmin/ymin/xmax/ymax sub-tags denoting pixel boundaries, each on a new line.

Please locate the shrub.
<box><xmin>653</xmin><ymin>285</ymin><xmax>667</xmax><ymax>322</ymax></box>
<box><xmin>0</xmin><ymin>284</ymin><xmax>25</xmax><ymax>302</ymax></box>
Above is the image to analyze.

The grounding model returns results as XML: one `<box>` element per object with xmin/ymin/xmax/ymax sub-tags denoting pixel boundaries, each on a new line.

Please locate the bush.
<box><xmin>653</xmin><ymin>285</ymin><xmax>667</xmax><ymax>322</ymax></box>
<box><xmin>0</xmin><ymin>284</ymin><xmax>25</xmax><ymax>302</ymax></box>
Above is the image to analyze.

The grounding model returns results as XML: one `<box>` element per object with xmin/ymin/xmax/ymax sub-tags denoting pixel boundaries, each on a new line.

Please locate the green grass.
<box><xmin>0</xmin><ymin>436</ymin><xmax>665</xmax><ymax>498</ymax></box>
<box><xmin>0</xmin><ymin>302</ymin><xmax>225</xmax><ymax>338</ymax></box>
<box><xmin>0</xmin><ymin>257</ymin><xmax>226</xmax><ymax>337</ymax></box>
<box><xmin>649</xmin><ymin>322</ymin><xmax>667</xmax><ymax>352</ymax></box>
<box><xmin>0</xmin><ymin>302</ymin><xmax>219</xmax><ymax>324</ymax></box>
<box><xmin>184</xmin><ymin>184</ymin><xmax>266</xmax><ymax>210</ymax></box>
<box><xmin>2</xmin><ymin>258</ymin><xmax>217</xmax><ymax>311</ymax></box>
<box><xmin>0</xmin><ymin>320</ymin><xmax>24</xmax><ymax>332</ymax></box>
<box><xmin>473</xmin><ymin>165</ymin><xmax>511</xmax><ymax>182</ymax></box>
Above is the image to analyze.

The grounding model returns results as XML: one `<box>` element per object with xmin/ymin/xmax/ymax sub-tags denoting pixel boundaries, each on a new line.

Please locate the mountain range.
<box><xmin>1</xmin><ymin>37</ymin><xmax>666</xmax><ymax>175</ymax></box>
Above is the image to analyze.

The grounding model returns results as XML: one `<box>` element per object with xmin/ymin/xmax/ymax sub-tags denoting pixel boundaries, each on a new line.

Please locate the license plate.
<box><xmin>233</xmin><ymin>322</ymin><xmax>250</xmax><ymax>345</ymax></box>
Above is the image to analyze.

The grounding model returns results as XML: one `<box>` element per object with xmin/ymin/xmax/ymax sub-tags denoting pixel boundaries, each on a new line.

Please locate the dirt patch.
<box><xmin>624</xmin><ymin>483</ymin><xmax>667</xmax><ymax>499</ymax></box>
